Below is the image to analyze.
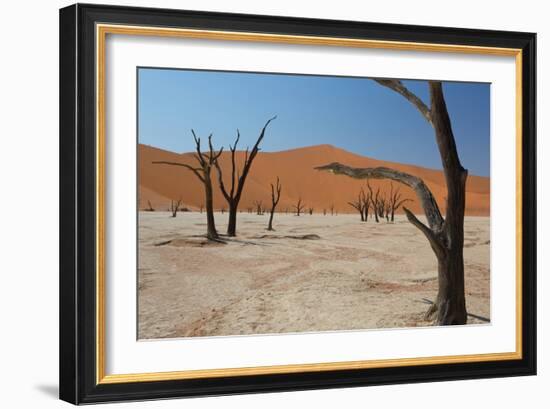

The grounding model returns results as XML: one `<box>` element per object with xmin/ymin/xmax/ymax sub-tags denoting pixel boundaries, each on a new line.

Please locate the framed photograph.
<box><xmin>59</xmin><ymin>3</ymin><xmax>536</xmax><ymax>404</ymax></box>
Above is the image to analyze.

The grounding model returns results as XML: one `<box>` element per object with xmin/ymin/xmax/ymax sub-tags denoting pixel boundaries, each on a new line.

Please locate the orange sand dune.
<box><xmin>138</xmin><ymin>144</ymin><xmax>490</xmax><ymax>216</ymax></box>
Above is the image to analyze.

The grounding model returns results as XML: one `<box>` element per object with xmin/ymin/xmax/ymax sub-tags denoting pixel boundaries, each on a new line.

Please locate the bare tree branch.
<box><xmin>153</xmin><ymin>130</ymin><xmax>222</xmax><ymax>240</ymax></box>
<box><xmin>403</xmin><ymin>207</ymin><xmax>446</xmax><ymax>259</ymax></box>
<box><xmin>213</xmin><ymin>117</ymin><xmax>276</xmax><ymax>236</ymax></box>
<box><xmin>374</xmin><ymin>79</ymin><xmax>432</xmax><ymax>124</ymax></box>
<box><xmin>234</xmin><ymin>116</ymin><xmax>277</xmax><ymax>201</ymax></box>
<box><xmin>267</xmin><ymin>177</ymin><xmax>282</xmax><ymax>230</ymax></box>
<box><xmin>152</xmin><ymin>161</ymin><xmax>205</xmax><ymax>183</ymax></box>
<box><xmin>315</xmin><ymin>163</ymin><xmax>443</xmax><ymax>231</ymax></box>
<box><xmin>293</xmin><ymin>197</ymin><xmax>305</xmax><ymax>216</ymax></box>
<box><xmin>190</xmin><ymin>130</ymin><xmax>205</xmax><ymax>166</ymax></box>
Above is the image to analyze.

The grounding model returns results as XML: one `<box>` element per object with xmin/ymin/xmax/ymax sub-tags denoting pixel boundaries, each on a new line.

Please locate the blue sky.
<box><xmin>138</xmin><ymin>68</ymin><xmax>490</xmax><ymax>177</ymax></box>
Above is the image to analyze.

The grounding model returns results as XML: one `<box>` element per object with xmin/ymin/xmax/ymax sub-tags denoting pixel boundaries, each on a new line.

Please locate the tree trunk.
<box><xmin>428</xmin><ymin>82</ymin><xmax>468</xmax><ymax>324</ymax></box>
<box><xmin>204</xmin><ymin>174</ymin><xmax>218</xmax><ymax>240</ymax></box>
<box><xmin>430</xmin><ymin>250</ymin><xmax>467</xmax><ymax>325</ymax></box>
<box><xmin>227</xmin><ymin>202</ymin><xmax>237</xmax><ymax>237</ymax></box>
<box><xmin>267</xmin><ymin>209</ymin><xmax>275</xmax><ymax>230</ymax></box>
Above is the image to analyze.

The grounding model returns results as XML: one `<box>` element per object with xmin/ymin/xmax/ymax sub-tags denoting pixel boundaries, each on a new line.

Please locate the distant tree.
<box><xmin>267</xmin><ymin>177</ymin><xmax>282</xmax><ymax>231</ymax></box>
<box><xmin>378</xmin><ymin>193</ymin><xmax>387</xmax><ymax>219</ymax></box>
<box><xmin>199</xmin><ymin>204</ymin><xmax>204</xmax><ymax>214</ymax></box>
<box><xmin>253</xmin><ymin>200</ymin><xmax>264</xmax><ymax>215</ymax></box>
<box><xmin>153</xmin><ymin>131</ymin><xmax>223</xmax><ymax>240</ymax></box>
<box><xmin>388</xmin><ymin>182</ymin><xmax>412</xmax><ymax>222</ymax></box>
<box><xmin>385</xmin><ymin>201</ymin><xmax>391</xmax><ymax>222</ymax></box>
<box><xmin>170</xmin><ymin>198</ymin><xmax>182</xmax><ymax>217</ymax></box>
<box><xmin>214</xmin><ymin>117</ymin><xmax>276</xmax><ymax>236</ymax></box>
<box><xmin>145</xmin><ymin>200</ymin><xmax>155</xmax><ymax>212</ymax></box>
<box><xmin>367</xmin><ymin>182</ymin><xmax>380</xmax><ymax>223</ymax></box>
<box><xmin>348</xmin><ymin>188</ymin><xmax>367</xmax><ymax>221</ymax></box>
<box><xmin>308</xmin><ymin>207</ymin><xmax>314</xmax><ymax>215</ymax></box>
<box><xmin>330</xmin><ymin>204</ymin><xmax>335</xmax><ymax>216</ymax></box>
<box><xmin>293</xmin><ymin>197</ymin><xmax>305</xmax><ymax>216</ymax></box>
<box><xmin>363</xmin><ymin>187</ymin><xmax>372</xmax><ymax>222</ymax></box>
<box><xmin>323</xmin><ymin>208</ymin><xmax>327</xmax><ymax>216</ymax></box>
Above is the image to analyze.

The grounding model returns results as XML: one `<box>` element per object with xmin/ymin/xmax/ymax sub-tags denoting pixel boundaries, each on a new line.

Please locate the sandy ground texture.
<box><xmin>138</xmin><ymin>211</ymin><xmax>490</xmax><ymax>339</ymax></box>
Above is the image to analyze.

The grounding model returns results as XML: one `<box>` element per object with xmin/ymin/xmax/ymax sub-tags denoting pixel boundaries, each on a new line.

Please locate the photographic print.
<box><xmin>60</xmin><ymin>6</ymin><xmax>536</xmax><ymax>402</ymax></box>
<box><xmin>137</xmin><ymin>68</ymin><xmax>490</xmax><ymax>339</ymax></box>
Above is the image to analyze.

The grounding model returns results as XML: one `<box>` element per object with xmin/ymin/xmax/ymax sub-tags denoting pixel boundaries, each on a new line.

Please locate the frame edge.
<box><xmin>59</xmin><ymin>3</ymin><xmax>79</xmax><ymax>405</ymax></box>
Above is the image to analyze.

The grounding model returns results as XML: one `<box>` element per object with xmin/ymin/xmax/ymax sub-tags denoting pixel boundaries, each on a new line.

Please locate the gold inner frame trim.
<box><xmin>96</xmin><ymin>23</ymin><xmax>523</xmax><ymax>385</ymax></box>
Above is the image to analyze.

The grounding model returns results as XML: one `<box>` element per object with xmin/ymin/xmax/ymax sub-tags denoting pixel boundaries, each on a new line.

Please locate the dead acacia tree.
<box><xmin>253</xmin><ymin>200</ymin><xmax>263</xmax><ymax>215</ymax></box>
<box><xmin>293</xmin><ymin>197</ymin><xmax>305</xmax><ymax>216</ymax></box>
<box><xmin>348</xmin><ymin>188</ymin><xmax>367</xmax><ymax>221</ymax></box>
<box><xmin>153</xmin><ymin>131</ymin><xmax>223</xmax><ymax>240</ymax></box>
<box><xmin>145</xmin><ymin>200</ymin><xmax>155</xmax><ymax>212</ymax></box>
<box><xmin>381</xmin><ymin>194</ymin><xmax>392</xmax><ymax>222</ymax></box>
<box><xmin>199</xmin><ymin>204</ymin><xmax>204</xmax><ymax>214</ymax></box>
<box><xmin>170</xmin><ymin>198</ymin><xmax>183</xmax><ymax>217</ymax></box>
<box><xmin>378</xmin><ymin>193</ymin><xmax>387</xmax><ymax>219</ymax></box>
<box><xmin>367</xmin><ymin>182</ymin><xmax>380</xmax><ymax>223</ymax></box>
<box><xmin>214</xmin><ymin>117</ymin><xmax>276</xmax><ymax>236</ymax></box>
<box><xmin>330</xmin><ymin>204</ymin><xmax>335</xmax><ymax>216</ymax></box>
<box><xmin>308</xmin><ymin>207</ymin><xmax>314</xmax><ymax>215</ymax></box>
<box><xmin>267</xmin><ymin>177</ymin><xmax>282</xmax><ymax>231</ymax></box>
<box><xmin>316</xmin><ymin>80</ymin><xmax>468</xmax><ymax>325</ymax></box>
<box><xmin>388</xmin><ymin>182</ymin><xmax>412</xmax><ymax>222</ymax></box>
<box><xmin>363</xmin><ymin>187</ymin><xmax>372</xmax><ymax>221</ymax></box>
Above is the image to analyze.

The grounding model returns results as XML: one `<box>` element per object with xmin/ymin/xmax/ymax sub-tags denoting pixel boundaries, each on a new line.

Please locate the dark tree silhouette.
<box><xmin>330</xmin><ymin>204</ymin><xmax>335</xmax><ymax>216</ymax></box>
<box><xmin>363</xmin><ymin>186</ymin><xmax>372</xmax><ymax>222</ymax></box>
<box><xmin>267</xmin><ymin>177</ymin><xmax>282</xmax><ymax>231</ymax></box>
<box><xmin>293</xmin><ymin>198</ymin><xmax>305</xmax><ymax>216</ymax></box>
<box><xmin>170</xmin><ymin>198</ymin><xmax>182</xmax><ymax>218</ymax></box>
<box><xmin>308</xmin><ymin>207</ymin><xmax>314</xmax><ymax>215</ymax></box>
<box><xmin>367</xmin><ymin>182</ymin><xmax>380</xmax><ymax>223</ymax></box>
<box><xmin>378</xmin><ymin>193</ymin><xmax>387</xmax><ymax>219</ymax></box>
<box><xmin>214</xmin><ymin>117</ymin><xmax>276</xmax><ymax>236</ymax></box>
<box><xmin>388</xmin><ymin>182</ymin><xmax>412</xmax><ymax>222</ymax></box>
<box><xmin>145</xmin><ymin>200</ymin><xmax>155</xmax><ymax>212</ymax></box>
<box><xmin>253</xmin><ymin>200</ymin><xmax>263</xmax><ymax>215</ymax></box>
<box><xmin>199</xmin><ymin>204</ymin><xmax>204</xmax><ymax>214</ymax></box>
<box><xmin>348</xmin><ymin>188</ymin><xmax>367</xmax><ymax>221</ymax></box>
<box><xmin>316</xmin><ymin>80</ymin><xmax>468</xmax><ymax>325</ymax></box>
<box><xmin>153</xmin><ymin>131</ymin><xmax>223</xmax><ymax>240</ymax></box>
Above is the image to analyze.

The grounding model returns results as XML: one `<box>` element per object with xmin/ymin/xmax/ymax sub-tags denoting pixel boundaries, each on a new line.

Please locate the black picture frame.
<box><xmin>59</xmin><ymin>3</ymin><xmax>536</xmax><ymax>404</ymax></box>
